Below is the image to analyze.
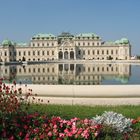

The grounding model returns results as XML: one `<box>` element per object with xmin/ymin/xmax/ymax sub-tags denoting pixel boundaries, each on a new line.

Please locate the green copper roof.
<box><xmin>33</xmin><ymin>33</ymin><xmax>55</xmax><ymax>38</ymax></box>
<box><xmin>17</xmin><ymin>42</ymin><xmax>27</xmax><ymax>46</ymax></box>
<box><xmin>115</xmin><ymin>38</ymin><xmax>129</xmax><ymax>44</ymax></box>
<box><xmin>104</xmin><ymin>38</ymin><xmax>129</xmax><ymax>46</ymax></box>
<box><xmin>58</xmin><ymin>32</ymin><xmax>74</xmax><ymax>38</ymax></box>
<box><xmin>2</xmin><ymin>39</ymin><xmax>13</xmax><ymax>46</ymax></box>
<box><xmin>75</xmin><ymin>33</ymin><xmax>100</xmax><ymax>38</ymax></box>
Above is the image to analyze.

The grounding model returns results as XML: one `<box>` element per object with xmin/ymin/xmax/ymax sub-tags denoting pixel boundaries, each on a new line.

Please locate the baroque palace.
<box><xmin>0</xmin><ymin>32</ymin><xmax>131</xmax><ymax>62</ymax></box>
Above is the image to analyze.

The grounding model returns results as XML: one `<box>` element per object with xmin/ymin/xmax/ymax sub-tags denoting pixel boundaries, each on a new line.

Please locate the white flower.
<box><xmin>91</xmin><ymin>111</ymin><xmax>133</xmax><ymax>133</ymax></box>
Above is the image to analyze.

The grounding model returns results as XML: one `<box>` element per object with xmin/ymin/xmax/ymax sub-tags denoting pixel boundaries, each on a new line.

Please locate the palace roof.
<box><xmin>32</xmin><ymin>33</ymin><xmax>56</xmax><ymax>39</ymax></box>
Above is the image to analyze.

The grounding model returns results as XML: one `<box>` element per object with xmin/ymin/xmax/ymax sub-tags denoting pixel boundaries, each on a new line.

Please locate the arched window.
<box><xmin>70</xmin><ymin>51</ymin><xmax>74</xmax><ymax>59</ymax></box>
<box><xmin>64</xmin><ymin>51</ymin><xmax>68</xmax><ymax>59</ymax></box>
<box><xmin>58</xmin><ymin>51</ymin><xmax>63</xmax><ymax>59</ymax></box>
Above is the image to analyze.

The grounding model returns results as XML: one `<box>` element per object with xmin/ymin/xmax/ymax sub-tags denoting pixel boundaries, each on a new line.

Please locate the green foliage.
<box><xmin>28</xmin><ymin>104</ymin><xmax>140</xmax><ymax>119</ymax></box>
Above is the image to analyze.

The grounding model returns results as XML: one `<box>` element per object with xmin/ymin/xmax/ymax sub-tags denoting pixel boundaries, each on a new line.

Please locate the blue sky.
<box><xmin>0</xmin><ymin>0</ymin><xmax>140</xmax><ymax>55</ymax></box>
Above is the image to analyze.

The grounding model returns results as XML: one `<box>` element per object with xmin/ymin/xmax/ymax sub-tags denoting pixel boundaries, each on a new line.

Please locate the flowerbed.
<box><xmin>0</xmin><ymin>78</ymin><xmax>140</xmax><ymax>139</ymax></box>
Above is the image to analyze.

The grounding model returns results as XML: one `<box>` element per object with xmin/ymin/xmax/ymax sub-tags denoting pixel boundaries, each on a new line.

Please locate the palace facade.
<box><xmin>0</xmin><ymin>32</ymin><xmax>131</xmax><ymax>62</ymax></box>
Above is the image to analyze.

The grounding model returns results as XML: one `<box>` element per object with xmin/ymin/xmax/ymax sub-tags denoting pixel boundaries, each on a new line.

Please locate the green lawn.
<box><xmin>28</xmin><ymin>104</ymin><xmax>140</xmax><ymax>119</ymax></box>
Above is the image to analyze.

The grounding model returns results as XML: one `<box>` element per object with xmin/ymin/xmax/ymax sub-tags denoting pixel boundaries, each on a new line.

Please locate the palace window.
<box><xmin>102</xmin><ymin>50</ymin><xmax>104</xmax><ymax>55</ymax></box>
<box><xmin>88</xmin><ymin>50</ymin><xmax>90</xmax><ymax>55</ymax></box>
<box><xmin>47</xmin><ymin>68</ymin><xmax>49</xmax><ymax>72</ymax></box>
<box><xmin>111</xmin><ymin>50</ymin><xmax>113</xmax><ymax>55</ymax></box>
<box><xmin>88</xmin><ymin>42</ymin><xmax>90</xmax><ymax>46</ymax></box>
<box><xmin>18</xmin><ymin>51</ymin><xmax>21</xmax><ymax>56</ymax></box>
<box><xmin>83</xmin><ymin>50</ymin><xmax>85</xmax><ymax>55</ymax></box>
<box><xmin>47</xmin><ymin>43</ymin><xmax>49</xmax><ymax>46</ymax></box>
<box><xmin>78</xmin><ymin>50</ymin><xmax>81</xmax><ymax>55</ymax></box>
<box><xmin>33</xmin><ymin>43</ymin><xmax>35</xmax><ymax>47</ymax></box>
<box><xmin>38</xmin><ymin>51</ymin><xmax>40</xmax><ymax>55</ymax></box>
<box><xmin>37</xmin><ymin>43</ymin><xmax>40</xmax><ymax>47</ymax></box>
<box><xmin>24</xmin><ymin>51</ymin><xmax>26</xmax><ymax>56</ymax></box>
<box><xmin>83</xmin><ymin>42</ymin><xmax>85</xmax><ymax>46</ymax></box>
<box><xmin>42</xmin><ymin>43</ymin><xmax>44</xmax><ymax>46</ymax></box>
<box><xmin>92</xmin><ymin>50</ymin><xmax>94</xmax><ymax>54</ymax></box>
<box><xmin>78</xmin><ymin>42</ymin><xmax>80</xmax><ymax>46</ymax></box>
<box><xmin>52</xmin><ymin>43</ymin><xmax>54</xmax><ymax>46</ymax></box>
<box><xmin>33</xmin><ymin>51</ymin><xmax>35</xmax><ymax>55</ymax></box>
<box><xmin>107</xmin><ymin>50</ymin><xmax>109</xmax><ymax>55</ymax></box>
<box><xmin>52</xmin><ymin>51</ymin><xmax>54</xmax><ymax>55</ymax></box>
<box><xmin>19</xmin><ymin>68</ymin><xmax>21</xmax><ymax>73</ymax></box>
<box><xmin>47</xmin><ymin>51</ymin><xmax>49</xmax><ymax>55</ymax></box>
<box><xmin>28</xmin><ymin>51</ymin><xmax>30</xmax><ymax>55</ymax></box>
<box><xmin>97</xmin><ymin>50</ymin><xmax>99</xmax><ymax>55</ymax></box>
<box><xmin>52</xmin><ymin>68</ymin><xmax>54</xmax><ymax>72</ymax></box>
<box><xmin>42</xmin><ymin>51</ymin><xmax>45</xmax><ymax>55</ymax></box>
<box><xmin>92</xmin><ymin>42</ymin><xmax>94</xmax><ymax>46</ymax></box>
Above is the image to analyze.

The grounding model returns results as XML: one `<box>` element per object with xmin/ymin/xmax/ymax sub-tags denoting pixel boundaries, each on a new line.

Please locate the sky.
<box><xmin>0</xmin><ymin>0</ymin><xmax>140</xmax><ymax>55</ymax></box>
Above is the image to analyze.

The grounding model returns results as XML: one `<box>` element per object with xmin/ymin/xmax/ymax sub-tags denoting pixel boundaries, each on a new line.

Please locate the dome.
<box><xmin>121</xmin><ymin>38</ymin><xmax>129</xmax><ymax>44</ymax></box>
<box><xmin>2</xmin><ymin>39</ymin><xmax>12</xmax><ymax>46</ymax></box>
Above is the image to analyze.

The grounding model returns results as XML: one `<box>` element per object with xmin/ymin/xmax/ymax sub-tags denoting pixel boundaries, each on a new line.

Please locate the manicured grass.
<box><xmin>28</xmin><ymin>104</ymin><xmax>140</xmax><ymax>119</ymax></box>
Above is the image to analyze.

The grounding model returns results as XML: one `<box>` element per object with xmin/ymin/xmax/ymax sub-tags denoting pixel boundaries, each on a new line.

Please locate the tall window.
<box><xmin>38</xmin><ymin>51</ymin><xmax>40</xmax><ymax>55</ymax></box>
<box><xmin>18</xmin><ymin>51</ymin><xmax>21</xmax><ymax>56</ymax></box>
<box><xmin>102</xmin><ymin>50</ymin><xmax>104</xmax><ymax>55</ymax></box>
<box><xmin>107</xmin><ymin>50</ymin><xmax>109</xmax><ymax>55</ymax></box>
<box><xmin>83</xmin><ymin>42</ymin><xmax>85</xmax><ymax>46</ymax></box>
<box><xmin>111</xmin><ymin>50</ymin><xmax>113</xmax><ymax>55</ymax></box>
<box><xmin>52</xmin><ymin>51</ymin><xmax>54</xmax><ymax>55</ymax></box>
<box><xmin>42</xmin><ymin>51</ymin><xmax>45</xmax><ymax>55</ymax></box>
<box><xmin>33</xmin><ymin>51</ymin><xmax>35</xmax><ymax>55</ymax></box>
<box><xmin>47</xmin><ymin>51</ymin><xmax>49</xmax><ymax>55</ymax></box>
<box><xmin>24</xmin><ymin>51</ymin><xmax>26</xmax><ymax>56</ymax></box>
<box><xmin>83</xmin><ymin>50</ymin><xmax>85</xmax><ymax>55</ymax></box>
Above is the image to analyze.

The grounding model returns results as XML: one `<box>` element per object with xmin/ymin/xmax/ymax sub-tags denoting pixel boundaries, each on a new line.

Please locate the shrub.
<box><xmin>91</xmin><ymin>111</ymin><xmax>133</xmax><ymax>133</ymax></box>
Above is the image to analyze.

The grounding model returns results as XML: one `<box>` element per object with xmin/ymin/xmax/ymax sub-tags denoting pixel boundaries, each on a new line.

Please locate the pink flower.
<box><xmin>33</xmin><ymin>128</ymin><xmax>39</xmax><ymax>134</ymax></box>
<box><xmin>9</xmin><ymin>135</ymin><xmax>14</xmax><ymax>140</ymax></box>
<box><xmin>83</xmin><ymin>118</ymin><xmax>89</xmax><ymax>125</ymax></box>
<box><xmin>48</xmin><ymin>131</ymin><xmax>52</xmax><ymax>137</ymax></box>
<box><xmin>59</xmin><ymin>133</ymin><xmax>65</xmax><ymax>138</ymax></box>
<box><xmin>53</xmin><ymin>124</ymin><xmax>57</xmax><ymax>129</ymax></box>
<box><xmin>40</xmin><ymin>134</ymin><xmax>45</xmax><ymax>139</ymax></box>
<box><xmin>81</xmin><ymin>129</ymin><xmax>89</xmax><ymax>139</ymax></box>
<box><xmin>77</xmin><ymin>128</ymin><xmax>83</xmax><ymax>134</ymax></box>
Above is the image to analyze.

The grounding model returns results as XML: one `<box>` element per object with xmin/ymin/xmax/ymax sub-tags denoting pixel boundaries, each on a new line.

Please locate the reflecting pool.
<box><xmin>0</xmin><ymin>63</ymin><xmax>140</xmax><ymax>85</ymax></box>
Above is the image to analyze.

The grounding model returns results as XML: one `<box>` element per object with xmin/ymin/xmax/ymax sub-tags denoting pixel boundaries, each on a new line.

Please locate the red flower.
<box><xmin>132</xmin><ymin>119</ymin><xmax>138</xmax><ymax>124</ymax></box>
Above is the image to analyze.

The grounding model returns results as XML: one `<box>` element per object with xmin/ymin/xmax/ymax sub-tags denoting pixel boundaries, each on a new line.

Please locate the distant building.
<box><xmin>0</xmin><ymin>32</ymin><xmax>131</xmax><ymax>62</ymax></box>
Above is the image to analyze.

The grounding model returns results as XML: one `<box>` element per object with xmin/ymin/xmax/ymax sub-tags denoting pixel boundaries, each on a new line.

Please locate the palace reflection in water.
<box><xmin>0</xmin><ymin>63</ymin><xmax>131</xmax><ymax>85</ymax></box>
